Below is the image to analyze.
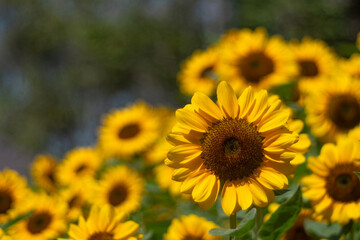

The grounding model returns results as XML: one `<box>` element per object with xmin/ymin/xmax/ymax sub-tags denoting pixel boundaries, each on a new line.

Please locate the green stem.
<box><xmin>350</xmin><ymin>221</ymin><xmax>356</xmax><ymax>240</ymax></box>
<box><xmin>229</xmin><ymin>213</ymin><xmax>236</xmax><ymax>240</ymax></box>
<box><xmin>254</xmin><ymin>207</ymin><xmax>263</xmax><ymax>240</ymax></box>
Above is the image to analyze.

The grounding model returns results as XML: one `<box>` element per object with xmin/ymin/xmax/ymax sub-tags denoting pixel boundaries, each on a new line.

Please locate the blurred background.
<box><xmin>0</xmin><ymin>0</ymin><xmax>359</xmax><ymax>175</ymax></box>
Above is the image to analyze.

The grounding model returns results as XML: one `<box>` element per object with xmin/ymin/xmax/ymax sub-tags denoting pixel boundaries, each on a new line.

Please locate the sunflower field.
<box><xmin>1</xmin><ymin>1</ymin><xmax>360</xmax><ymax>240</ymax></box>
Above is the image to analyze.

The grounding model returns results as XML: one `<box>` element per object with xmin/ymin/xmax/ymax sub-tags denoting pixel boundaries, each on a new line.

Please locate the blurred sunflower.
<box><xmin>31</xmin><ymin>154</ymin><xmax>58</xmax><ymax>192</ymax></box>
<box><xmin>166</xmin><ymin>81</ymin><xmax>306</xmax><ymax>215</ymax></box>
<box><xmin>178</xmin><ymin>47</ymin><xmax>219</xmax><ymax>96</ymax></box>
<box><xmin>264</xmin><ymin>203</ymin><xmax>317</xmax><ymax>240</ymax></box>
<box><xmin>154</xmin><ymin>164</ymin><xmax>184</xmax><ymax>197</ymax></box>
<box><xmin>59</xmin><ymin>205</ymin><xmax>142</xmax><ymax>240</ymax></box>
<box><xmin>98</xmin><ymin>102</ymin><xmax>159</xmax><ymax>159</ymax></box>
<box><xmin>92</xmin><ymin>165</ymin><xmax>144</xmax><ymax>216</ymax></box>
<box><xmin>302</xmin><ymin>138</ymin><xmax>360</xmax><ymax>225</ymax></box>
<box><xmin>0</xmin><ymin>169</ymin><xmax>28</xmax><ymax>223</ymax></box>
<box><xmin>217</xmin><ymin>28</ymin><xmax>297</xmax><ymax>93</ymax></box>
<box><xmin>340</xmin><ymin>54</ymin><xmax>360</xmax><ymax>79</ymax></box>
<box><xmin>143</xmin><ymin>108</ymin><xmax>175</xmax><ymax>166</ymax></box>
<box><xmin>9</xmin><ymin>193</ymin><xmax>67</xmax><ymax>240</ymax></box>
<box><xmin>290</xmin><ymin>37</ymin><xmax>337</xmax><ymax>95</ymax></box>
<box><xmin>57</xmin><ymin>147</ymin><xmax>103</xmax><ymax>186</ymax></box>
<box><xmin>305</xmin><ymin>76</ymin><xmax>360</xmax><ymax>142</ymax></box>
<box><xmin>164</xmin><ymin>214</ymin><xmax>220</xmax><ymax>240</ymax></box>
<box><xmin>59</xmin><ymin>178</ymin><xmax>94</xmax><ymax>221</ymax></box>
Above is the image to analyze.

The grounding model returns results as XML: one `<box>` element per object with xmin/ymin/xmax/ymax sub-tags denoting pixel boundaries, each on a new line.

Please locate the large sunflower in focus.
<box><xmin>98</xmin><ymin>102</ymin><xmax>159</xmax><ymax>159</ymax></box>
<box><xmin>178</xmin><ymin>47</ymin><xmax>219</xmax><ymax>96</ymax></box>
<box><xmin>59</xmin><ymin>205</ymin><xmax>142</xmax><ymax>240</ymax></box>
<box><xmin>164</xmin><ymin>214</ymin><xmax>220</xmax><ymax>240</ymax></box>
<box><xmin>31</xmin><ymin>154</ymin><xmax>58</xmax><ymax>193</ymax></box>
<box><xmin>166</xmin><ymin>81</ymin><xmax>304</xmax><ymax>215</ymax></box>
<box><xmin>57</xmin><ymin>147</ymin><xmax>103</xmax><ymax>186</ymax></box>
<box><xmin>305</xmin><ymin>76</ymin><xmax>360</xmax><ymax>142</ymax></box>
<box><xmin>290</xmin><ymin>37</ymin><xmax>337</xmax><ymax>94</ymax></box>
<box><xmin>217</xmin><ymin>28</ymin><xmax>297</xmax><ymax>93</ymax></box>
<box><xmin>0</xmin><ymin>170</ymin><xmax>28</xmax><ymax>223</ymax></box>
<box><xmin>302</xmin><ymin>137</ymin><xmax>360</xmax><ymax>225</ymax></box>
<box><xmin>92</xmin><ymin>165</ymin><xmax>144</xmax><ymax>217</ymax></box>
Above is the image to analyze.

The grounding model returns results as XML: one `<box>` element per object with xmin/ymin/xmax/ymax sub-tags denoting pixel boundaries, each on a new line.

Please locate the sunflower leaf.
<box><xmin>0</xmin><ymin>210</ymin><xmax>33</xmax><ymax>230</ymax></box>
<box><xmin>354</xmin><ymin>171</ymin><xmax>360</xmax><ymax>180</ymax></box>
<box><xmin>304</xmin><ymin>219</ymin><xmax>342</xmax><ymax>240</ymax></box>
<box><xmin>208</xmin><ymin>208</ymin><xmax>256</xmax><ymax>237</ymax></box>
<box><xmin>259</xmin><ymin>186</ymin><xmax>302</xmax><ymax>240</ymax></box>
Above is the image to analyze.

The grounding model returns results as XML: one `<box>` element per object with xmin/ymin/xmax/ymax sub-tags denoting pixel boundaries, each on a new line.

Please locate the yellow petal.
<box><xmin>256</xmin><ymin>168</ymin><xmax>288</xmax><ymax>190</ymax></box>
<box><xmin>198</xmin><ymin>177</ymin><xmax>220</xmax><ymax>210</ymax></box>
<box><xmin>180</xmin><ymin>171</ymin><xmax>206</xmax><ymax>194</ymax></box>
<box><xmin>258</xmin><ymin>110</ymin><xmax>289</xmax><ymax>133</ymax></box>
<box><xmin>217</xmin><ymin>81</ymin><xmax>239</xmax><ymax>118</ymax></box>
<box><xmin>113</xmin><ymin>221</ymin><xmax>139</xmax><ymax>239</ymax></box>
<box><xmin>192</xmin><ymin>174</ymin><xmax>217</xmax><ymax>202</ymax></box>
<box><xmin>167</xmin><ymin>144</ymin><xmax>202</xmax><ymax>161</ymax></box>
<box><xmin>192</xmin><ymin>92</ymin><xmax>222</xmax><ymax>121</ymax></box>
<box><xmin>221</xmin><ymin>182</ymin><xmax>238</xmax><ymax>216</ymax></box>
<box><xmin>238</xmin><ymin>86</ymin><xmax>255</xmax><ymax>118</ymax></box>
<box><xmin>248</xmin><ymin>179</ymin><xmax>269</xmax><ymax>207</ymax></box>
<box><xmin>247</xmin><ymin>90</ymin><xmax>268</xmax><ymax>123</ymax></box>
<box><xmin>236</xmin><ymin>184</ymin><xmax>253</xmax><ymax>210</ymax></box>
<box><xmin>176</xmin><ymin>108</ymin><xmax>208</xmax><ymax>132</ymax></box>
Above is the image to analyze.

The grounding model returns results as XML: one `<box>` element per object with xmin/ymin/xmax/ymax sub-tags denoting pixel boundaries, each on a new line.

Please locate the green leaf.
<box><xmin>304</xmin><ymin>219</ymin><xmax>342</xmax><ymax>240</ymax></box>
<box><xmin>259</xmin><ymin>186</ymin><xmax>302</xmax><ymax>240</ymax></box>
<box><xmin>209</xmin><ymin>208</ymin><xmax>256</xmax><ymax>237</ymax></box>
<box><xmin>354</xmin><ymin>171</ymin><xmax>360</xmax><ymax>180</ymax></box>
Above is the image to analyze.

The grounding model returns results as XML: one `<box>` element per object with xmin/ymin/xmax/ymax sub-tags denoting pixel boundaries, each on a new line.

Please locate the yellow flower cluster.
<box><xmin>1</xmin><ymin>27</ymin><xmax>360</xmax><ymax>240</ymax></box>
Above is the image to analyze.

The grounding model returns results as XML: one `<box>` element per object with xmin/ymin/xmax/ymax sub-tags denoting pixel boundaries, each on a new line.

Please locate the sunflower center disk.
<box><xmin>327</xmin><ymin>94</ymin><xmax>360</xmax><ymax>130</ymax></box>
<box><xmin>108</xmin><ymin>184</ymin><xmax>128</xmax><ymax>207</ymax></box>
<box><xmin>201</xmin><ymin>118</ymin><xmax>264</xmax><ymax>181</ymax></box>
<box><xmin>182</xmin><ymin>235</ymin><xmax>204</xmax><ymax>240</ymax></box>
<box><xmin>326</xmin><ymin>164</ymin><xmax>360</xmax><ymax>202</ymax></box>
<box><xmin>88</xmin><ymin>232</ymin><xmax>114</xmax><ymax>240</ymax></box>
<box><xmin>0</xmin><ymin>191</ymin><xmax>13</xmax><ymax>214</ymax></box>
<box><xmin>118</xmin><ymin>123</ymin><xmax>140</xmax><ymax>139</ymax></box>
<box><xmin>200</xmin><ymin>66</ymin><xmax>215</xmax><ymax>79</ymax></box>
<box><xmin>239</xmin><ymin>52</ymin><xmax>274</xmax><ymax>83</ymax></box>
<box><xmin>26</xmin><ymin>212</ymin><xmax>52</xmax><ymax>234</ymax></box>
<box><xmin>68</xmin><ymin>195</ymin><xmax>81</xmax><ymax>209</ymax></box>
<box><xmin>298</xmin><ymin>60</ymin><xmax>318</xmax><ymax>77</ymax></box>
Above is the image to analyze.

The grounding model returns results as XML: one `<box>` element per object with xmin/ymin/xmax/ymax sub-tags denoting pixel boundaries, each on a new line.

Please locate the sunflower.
<box><xmin>305</xmin><ymin>76</ymin><xmax>360</xmax><ymax>142</ymax></box>
<box><xmin>92</xmin><ymin>165</ymin><xmax>144</xmax><ymax>216</ymax></box>
<box><xmin>57</xmin><ymin>147</ymin><xmax>103</xmax><ymax>186</ymax></box>
<box><xmin>302</xmin><ymin>137</ymin><xmax>360</xmax><ymax>225</ymax></box>
<box><xmin>98</xmin><ymin>102</ymin><xmax>159</xmax><ymax>159</ymax></box>
<box><xmin>217</xmin><ymin>28</ymin><xmax>297</xmax><ymax>93</ymax></box>
<box><xmin>9</xmin><ymin>193</ymin><xmax>67</xmax><ymax>240</ymax></box>
<box><xmin>166</xmin><ymin>81</ymin><xmax>305</xmax><ymax>216</ymax></box>
<box><xmin>264</xmin><ymin>203</ymin><xmax>317</xmax><ymax>240</ymax></box>
<box><xmin>340</xmin><ymin>54</ymin><xmax>360</xmax><ymax>79</ymax></box>
<box><xmin>59</xmin><ymin>178</ymin><xmax>95</xmax><ymax>222</ymax></box>
<box><xmin>59</xmin><ymin>205</ymin><xmax>142</xmax><ymax>240</ymax></box>
<box><xmin>178</xmin><ymin>47</ymin><xmax>220</xmax><ymax>96</ymax></box>
<box><xmin>0</xmin><ymin>169</ymin><xmax>28</xmax><ymax>223</ymax></box>
<box><xmin>164</xmin><ymin>214</ymin><xmax>220</xmax><ymax>240</ymax></box>
<box><xmin>31</xmin><ymin>154</ymin><xmax>58</xmax><ymax>193</ymax></box>
<box><xmin>290</xmin><ymin>37</ymin><xmax>337</xmax><ymax>95</ymax></box>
